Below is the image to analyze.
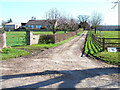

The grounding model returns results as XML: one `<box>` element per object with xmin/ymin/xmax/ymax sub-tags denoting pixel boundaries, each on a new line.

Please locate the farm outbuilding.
<box><xmin>26</xmin><ymin>20</ymin><xmax>57</xmax><ymax>30</ymax></box>
<box><xmin>4</xmin><ymin>23</ymin><xmax>20</xmax><ymax>31</ymax></box>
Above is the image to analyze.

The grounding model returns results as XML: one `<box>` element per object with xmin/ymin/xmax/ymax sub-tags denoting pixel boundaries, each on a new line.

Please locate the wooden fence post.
<box><xmin>102</xmin><ymin>38</ymin><xmax>105</xmax><ymax>51</ymax></box>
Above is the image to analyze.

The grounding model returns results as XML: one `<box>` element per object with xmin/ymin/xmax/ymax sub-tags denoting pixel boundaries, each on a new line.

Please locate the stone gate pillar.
<box><xmin>0</xmin><ymin>32</ymin><xmax>6</xmax><ymax>50</ymax></box>
<box><xmin>26</xmin><ymin>30</ymin><xmax>33</xmax><ymax>45</ymax></box>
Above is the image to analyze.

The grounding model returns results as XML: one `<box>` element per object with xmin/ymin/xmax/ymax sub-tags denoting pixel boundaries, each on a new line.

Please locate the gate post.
<box><xmin>102</xmin><ymin>38</ymin><xmax>105</xmax><ymax>51</ymax></box>
<box><xmin>0</xmin><ymin>31</ymin><xmax>6</xmax><ymax>50</ymax></box>
<box><xmin>26</xmin><ymin>30</ymin><xmax>33</xmax><ymax>45</ymax></box>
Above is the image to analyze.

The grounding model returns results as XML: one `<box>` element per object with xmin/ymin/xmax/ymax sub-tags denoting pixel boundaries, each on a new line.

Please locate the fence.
<box><xmin>91</xmin><ymin>33</ymin><xmax>120</xmax><ymax>51</ymax></box>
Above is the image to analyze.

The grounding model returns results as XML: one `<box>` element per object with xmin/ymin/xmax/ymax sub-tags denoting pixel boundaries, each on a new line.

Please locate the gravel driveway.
<box><xmin>0</xmin><ymin>31</ymin><xmax>119</xmax><ymax>89</ymax></box>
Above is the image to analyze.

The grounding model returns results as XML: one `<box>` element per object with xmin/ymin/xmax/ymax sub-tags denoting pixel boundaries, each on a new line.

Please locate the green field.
<box><xmin>6</xmin><ymin>31</ymin><xmax>65</xmax><ymax>35</ymax></box>
<box><xmin>6</xmin><ymin>31</ymin><xmax>65</xmax><ymax>46</ymax></box>
<box><xmin>92</xmin><ymin>31</ymin><xmax>119</xmax><ymax>38</ymax></box>
<box><xmin>6</xmin><ymin>32</ymin><xmax>26</xmax><ymax>46</ymax></box>
<box><xmin>92</xmin><ymin>31</ymin><xmax>120</xmax><ymax>47</ymax></box>
<box><xmin>84</xmin><ymin>31</ymin><xmax>120</xmax><ymax>66</ymax></box>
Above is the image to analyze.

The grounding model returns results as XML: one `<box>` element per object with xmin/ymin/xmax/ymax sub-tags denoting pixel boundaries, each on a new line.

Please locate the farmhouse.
<box><xmin>21</xmin><ymin>23</ymin><xmax>26</xmax><ymax>28</ymax></box>
<box><xmin>26</xmin><ymin>20</ymin><xmax>58</xmax><ymax>29</ymax></box>
<box><xmin>97</xmin><ymin>25</ymin><xmax>119</xmax><ymax>31</ymax></box>
<box><xmin>4</xmin><ymin>23</ymin><xmax>20</xmax><ymax>31</ymax></box>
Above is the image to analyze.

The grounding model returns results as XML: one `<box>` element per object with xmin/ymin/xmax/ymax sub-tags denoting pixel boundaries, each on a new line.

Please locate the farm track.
<box><xmin>0</xmin><ymin>31</ymin><xmax>119</xmax><ymax>89</ymax></box>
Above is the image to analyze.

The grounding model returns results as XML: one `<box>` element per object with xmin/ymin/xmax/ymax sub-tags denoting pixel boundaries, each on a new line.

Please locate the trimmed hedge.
<box><xmin>39</xmin><ymin>35</ymin><xmax>55</xmax><ymax>44</ymax></box>
<box><xmin>39</xmin><ymin>29</ymin><xmax>81</xmax><ymax>44</ymax></box>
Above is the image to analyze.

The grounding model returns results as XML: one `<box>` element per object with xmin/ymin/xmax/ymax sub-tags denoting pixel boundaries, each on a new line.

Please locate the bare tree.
<box><xmin>90</xmin><ymin>12</ymin><xmax>103</xmax><ymax>34</ymax></box>
<box><xmin>46</xmin><ymin>8</ymin><xmax>78</xmax><ymax>34</ymax></box>
<box><xmin>56</xmin><ymin>16</ymin><xmax>69</xmax><ymax>33</ymax></box>
<box><xmin>46</xmin><ymin>8</ymin><xmax>61</xmax><ymax>20</ymax></box>
<box><xmin>45</xmin><ymin>8</ymin><xmax>61</xmax><ymax>34</ymax></box>
<box><xmin>111</xmin><ymin>0</ymin><xmax>119</xmax><ymax>9</ymax></box>
<box><xmin>77</xmin><ymin>15</ymin><xmax>89</xmax><ymax>30</ymax></box>
<box><xmin>68</xmin><ymin>19</ymin><xmax>78</xmax><ymax>33</ymax></box>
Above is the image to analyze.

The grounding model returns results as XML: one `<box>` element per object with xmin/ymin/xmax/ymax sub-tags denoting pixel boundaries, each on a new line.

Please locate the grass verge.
<box><xmin>84</xmin><ymin>31</ymin><xmax>120</xmax><ymax>66</ymax></box>
<box><xmin>0</xmin><ymin>48</ymin><xmax>30</xmax><ymax>60</ymax></box>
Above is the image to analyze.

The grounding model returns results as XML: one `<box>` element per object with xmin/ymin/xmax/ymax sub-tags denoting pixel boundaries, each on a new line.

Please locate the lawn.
<box><xmin>84</xmin><ymin>31</ymin><xmax>120</xmax><ymax>66</ymax></box>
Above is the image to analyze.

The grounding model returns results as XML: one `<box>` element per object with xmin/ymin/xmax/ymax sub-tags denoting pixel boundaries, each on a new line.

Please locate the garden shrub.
<box><xmin>39</xmin><ymin>35</ymin><xmax>55</xmax><ymax>44</ymax></box>
<box><xmin>38</xmin><ymin>29</ymin><xmax>82</xmax><ymax>44</ymax></box>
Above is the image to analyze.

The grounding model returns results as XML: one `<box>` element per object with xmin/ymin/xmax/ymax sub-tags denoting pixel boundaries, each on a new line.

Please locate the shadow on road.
<box><xmin>1</xmin><ymin>67</ymin><xmax>119</xmax><ymax>89</ymax></box>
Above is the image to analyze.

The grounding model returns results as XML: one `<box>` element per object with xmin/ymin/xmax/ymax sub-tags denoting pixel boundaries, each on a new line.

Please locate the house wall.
<box><xmin>27</xmin><ymin>24</ymin><xmax>51</xmax><ymax>29</ymax></box>
<box><xmin>4</xmin><ymin>25</ymin><xmax>15</xmax><ymax>30</ymax></box>
<box><xmin>4</xmin><ymin>24</ymin><xmax>20</xmax><ymax>30</ymax></box>
<box><xmin>0</xmin><ymin>32</ymin><xmax>6</xmax><ymax>50</ymax></box>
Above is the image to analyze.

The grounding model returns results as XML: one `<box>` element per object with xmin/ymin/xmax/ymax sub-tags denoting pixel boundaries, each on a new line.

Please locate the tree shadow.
<box><xmin>1</xmin><ymin>67</ymin><xmax>120</xmax><ymax>89</ymax></box>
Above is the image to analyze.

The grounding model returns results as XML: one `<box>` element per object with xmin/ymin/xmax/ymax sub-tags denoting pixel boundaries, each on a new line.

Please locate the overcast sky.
<box><xmin>0</xmin><ymin>0</ymin><xmax>119</xmax><ymax>25</ymax></box>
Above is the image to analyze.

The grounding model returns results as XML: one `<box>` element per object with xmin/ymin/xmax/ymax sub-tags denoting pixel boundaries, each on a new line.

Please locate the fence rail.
<box><xmin>91</xmin><ymin>33</ymin><xmax>120</xmax><ymax>51</ymax></box>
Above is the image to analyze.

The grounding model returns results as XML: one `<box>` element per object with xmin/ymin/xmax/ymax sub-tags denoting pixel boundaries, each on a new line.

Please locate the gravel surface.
<box><xmin>0</xmin><ymin>31</ymin><xmax>119</xmax><ymax>89</ymax></box>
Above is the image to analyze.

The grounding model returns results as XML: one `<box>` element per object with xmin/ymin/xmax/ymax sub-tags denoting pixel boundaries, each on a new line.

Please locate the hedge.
<box><xmin>39</xmin><ymin>29</ymin><xmax>81</xmax><ymax>44</ymax></box>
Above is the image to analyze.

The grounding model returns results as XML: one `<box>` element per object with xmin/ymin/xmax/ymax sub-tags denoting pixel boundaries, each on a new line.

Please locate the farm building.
<box><xmin>4</xmin><ymin>23</ymin><xmax>20</xmax><ymax>31</ymax></box>
<box><xmin>26</xmin><ymin>20</ymin><xmax>58</xmax><ymax>29</ymax></box>
<box><xmin>97</xmin><ymin>25</ymin><xmax>119</xmax><ymax>31</ymax></box>
<box><xmin>21</xmin><ymin>23</ymin><xmax>26</xmax><ymax>28</ymax></box>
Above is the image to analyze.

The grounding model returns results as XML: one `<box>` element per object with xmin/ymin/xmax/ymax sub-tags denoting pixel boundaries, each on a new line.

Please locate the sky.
<box><xmin>0</xmin><ymin>0</ymin><xmax>119</xmax><ymax>25</ymax></box>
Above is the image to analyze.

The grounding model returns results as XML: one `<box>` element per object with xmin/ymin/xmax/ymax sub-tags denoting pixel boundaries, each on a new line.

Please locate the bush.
<box><xmin>39</xmin><ymin>35</ymin><xmax>55</xmax><ymax>44</ymax></box>
<box><xmin>40</xmin><ymin>26</ymin><xmax>47</xmax><ymax>29</ymax></box>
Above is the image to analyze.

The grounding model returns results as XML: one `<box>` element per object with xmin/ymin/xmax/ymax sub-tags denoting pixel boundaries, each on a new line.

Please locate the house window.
<box><xmin>36</xmin><ymin>25</ymin><xmax>41</xmax><ymax>29</ymax></box>
<box><xmin>28</xmin><ymin>25</ymin><xmax>34</xmax><ymax>28</ymax></box>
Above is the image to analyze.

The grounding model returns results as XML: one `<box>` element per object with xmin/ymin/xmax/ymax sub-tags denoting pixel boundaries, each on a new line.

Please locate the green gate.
<box><xmin>6</xmin><ymin>32</ymin><xmax>26</xmax><ymax>46</ymax></box>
